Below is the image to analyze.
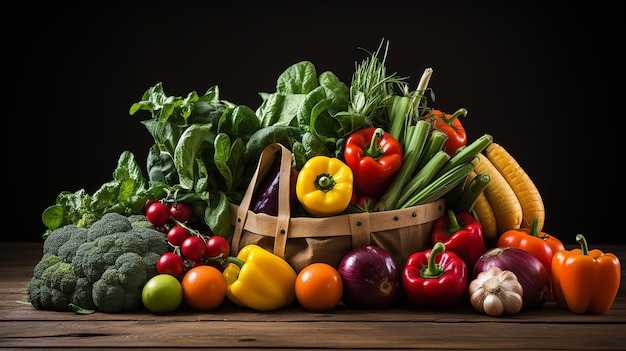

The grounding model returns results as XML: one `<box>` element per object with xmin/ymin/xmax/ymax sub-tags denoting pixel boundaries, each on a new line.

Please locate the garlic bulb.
<box><xmin>469</xmin><ymin>266</ymin><xmax>523</xmax><ymax>316</ymax></box>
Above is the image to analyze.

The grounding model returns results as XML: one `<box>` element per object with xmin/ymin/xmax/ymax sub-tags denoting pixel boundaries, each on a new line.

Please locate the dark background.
<box><xmin>5</xmin><ymin>4</ymin><xmax>623</xmax><ymax>245</ymax></box>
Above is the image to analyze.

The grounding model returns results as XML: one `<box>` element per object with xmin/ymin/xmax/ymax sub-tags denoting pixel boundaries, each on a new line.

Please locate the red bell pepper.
<box><xmin>431</xmin><ymin>209</ymin><xmax>486</xmax><ymax>270</ymax></box>
<box><xmin>402</xmin><ymin>242</ymin><xmax>468</xmax><ymax>309</ymax></box>
<box><xmin>422</xmin><ymin>108</ymin><xmax>467</xmax><ymax>156</ymax></box>
<box><xmin>343</xmin><ymin>127</ymin><xmax>403</xmax><ymax>199</ymax></box>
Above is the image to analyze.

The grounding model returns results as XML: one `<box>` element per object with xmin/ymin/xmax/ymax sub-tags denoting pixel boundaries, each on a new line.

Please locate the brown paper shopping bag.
<box><xmin>230</xmin><ymin>143</ymin><xmax>446</xmax><ymax>272</ymax></box>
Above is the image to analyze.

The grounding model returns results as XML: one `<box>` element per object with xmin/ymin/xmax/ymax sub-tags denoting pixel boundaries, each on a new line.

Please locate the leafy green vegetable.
<box><xmin>130</xmin><ymin>83</ymin><xmax>259</xmax><ymax>238</ymax></box>
<box><xmin>336</xmin><ymin>39</ymin><xmax>409</xmax><ymax>131</ymax></box>
<box><xmin>41</xmin><ymin>151</ymin><xmax>167</xmax><ymax>239</ymax></box>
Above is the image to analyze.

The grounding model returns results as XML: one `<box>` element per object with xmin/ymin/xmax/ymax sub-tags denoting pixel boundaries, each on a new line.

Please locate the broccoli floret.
<box><xmin>128</xmin><ymin>214</ymin><xmax>155</xmax><ymax>229</ymax></box>
<box><xmin>71</xmin><ymin>277</ymin><xmax>96</xmax><ymax>310</ymax></box>
<box><xmin>86</xmin><ymin>212</ymin><xmax>133</xmax><ymax>241</ymax></box>
<box><xmin>115</xmin><ymin>252</ymin><xmax>148</xmax><ymax>290</ymax></box>
<box><xmin>57</xmin><ymin>227</ymin><xmax>88</xmax><ymax>262</ymax></box>
<box><xmin>92</xmin><ymin>252</ymin><xmax>147</xmax><ymax>313</ymax></box>
<box><xmin>76</xmin><ymin>211</ymin><xmax>99</xmax><ymax>229</ymax></box>
<box><xmin>142</xmin><ymin>251</ymin><xmax>161</xmax><ymax>278</ymax></box>
<box><xmin>27</xmin><ymin>212</ymin><xmax>169</xmax><ymax>313</ymax></box>
<box><xmin>44</xmin><ymin>262</ymin><xmax>78</xmax><ymax>294</ymax></box>
<box><xmin>31</xmin><ymin>253</ymin><xmax>60</xmax><ymax>278</ymax></box>
<box><xmin>92</xmin><ymin>269</ymin><xmax>126</xmax><ymax>313</ymax></box>
<box><xmin>27</xmin><ymin>278</ymin><xmax>71</xmax><ymax>312</ymax></box>
<box><xmin>42</xmin><ymin>225</ymin><xmax>82</xmax><ymax>257</ymax></box>
<box><xmin>27</xmin><ymin>261</ymin><xmax>78</xmax><ymax>312</ymax></box>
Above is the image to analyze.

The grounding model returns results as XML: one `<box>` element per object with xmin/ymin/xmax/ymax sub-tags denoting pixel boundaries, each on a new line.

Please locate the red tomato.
<box><xmin>357</xmin><ymin>196</ymin><xmax>377</xmax><ymax>208</ymax></box>
<box><xmin>181</xmin><ymin>236</ymin><xmax>206</xmax><ymax>261</ymax></box>
<box><xmin>156</xmin><ymin>252</ymin><xmax>185</xmax><ymax>279</ymax></box>
<box><xmin>205</xmin><ymin>236</ymin><xmax>230</xmax><ymax>258</ymax></box>
<box><xmin>146</xmin><ymin>202</ymin><xmax>171</xmax><ymax>227</ymax></box>
<box><xmin>170</xmin><ymin>202</ymin><xmax>193</xmax><ymax>223</ymax></box>
<box><xmin>167</xmin><ymin>226</ymin><xmax>190</xmax><ymax>247</ymax></box>
<box><xmin>144</xmin><ymin>198</ymin><xmax>160</xmax><ymax>212</ymax></box>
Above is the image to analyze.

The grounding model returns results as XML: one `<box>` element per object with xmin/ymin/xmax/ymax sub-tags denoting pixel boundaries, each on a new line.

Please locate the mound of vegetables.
<box><xmin>33</xmin><ymin>39</ymin><xmax>621</xmax><ymax>316</ymax></box>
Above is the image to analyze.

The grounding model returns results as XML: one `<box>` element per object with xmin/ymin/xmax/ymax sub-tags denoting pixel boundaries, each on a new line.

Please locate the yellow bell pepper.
<box><xmin>295</xmin><ymin>155</ymin><xmax>353</xmax><ymax>217</ymax></box>
<box><xmin>223</xmin><ymin>244</ymin><xmax>297</xmax><ymax>311</ymax></box>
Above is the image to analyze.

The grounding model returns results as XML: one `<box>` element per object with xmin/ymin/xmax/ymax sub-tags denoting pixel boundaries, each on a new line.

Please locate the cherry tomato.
<box><xmin>180</xmin><ymin>236</ymin><xmax>206</xmax><ymax>261</ymax></box>
<box><xmin>170</xmin><ymin>202</ymin><xmax>193</xmax><ymax>223</ymax></box>
<box><xmin>205</xmin><ymin>236</ymin><xmax>230</xmax><ymax>258</ymax></box>
<box><xmin>167</xmin><ymin>226</ymin><xmax>190</xmax><ymax>247</ymax></box>
<box><xmin>144</xmin><ymin>198</ymin><xmax>160</xmax><ymax>212</ymax></box>
<box><xmin>295</xmin><ymin>263</ymin><xmax>343</xmax><ymax>312</ymax></box>
<box><xmin>154</xmin><ymin>225</ymin><xmax>168</xmax><ymax>234</ymax></box>
<box><xmin>146</xmin><ymin>202</ymin><xmax>171</xmax><ymax>227</ymax></box>
<box><xmin>357</xmin><ymin>196</ymin><xmax>377</xmax><ymax>209</ymax></box>
<box><xmin>181</xmin><ymin>265</ymin><xmax>227</xmax><ymax>311</ymax></box>
<box><xmin>156</xmin><ymin>252</ymin><xmax>185</xmax><ymax>279</ymax></box>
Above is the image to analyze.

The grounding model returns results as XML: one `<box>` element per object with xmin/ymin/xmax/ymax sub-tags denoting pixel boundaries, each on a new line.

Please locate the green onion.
<box><xmin>396</xmin><ymin>150</ymin><xmax>450</xmax><ymax>207</ymax></box>
<box><xmin>387</xmin><ymin>95</ymin><xmax>413</xmax><ymax>146</ymax></box>
<box><xmin>436</xmin><ymin>133</ymin><xmax>492</xmax><ymax>177</ymax></box>
<box><xmin>456</xmin><ymin>173</ymin><xmax>491</xmax><ymax>213</ymax></box>
<box><xmin>399</xmin><ymin>163</ymin><xmax>475</xmax><ymax>208</ymax></box>
<box><xmin>415</xmin><ymin>129</ymin><xmax>448</xmax><ymax>171</ymax></box>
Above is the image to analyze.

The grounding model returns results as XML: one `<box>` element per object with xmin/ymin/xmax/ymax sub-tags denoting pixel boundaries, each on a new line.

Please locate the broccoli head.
<box><xmin>27</xmin><ymin>212</ymin><xmax>169</xmax><ymax>313</ymax></box>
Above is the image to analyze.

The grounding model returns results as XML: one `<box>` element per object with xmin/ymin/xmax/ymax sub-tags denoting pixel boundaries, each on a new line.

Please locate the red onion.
<box><xmin>337</xmin><ymin>245</ymin><xmax>400</xmax><ymax>309</ymax></box>
<box><xmin>473</xmin><ymin>246</ymin><xmax>550</xmax><ymax>309</ymax></box>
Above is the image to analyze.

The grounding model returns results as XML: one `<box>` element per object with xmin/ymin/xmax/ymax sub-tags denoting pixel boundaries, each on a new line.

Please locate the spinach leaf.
<box><xmin>173</xmin><ymin>123</ymin><xmax>215</xmax><ymax>191</ymax></box>
<box><xmin>276</xmin><ymin>61</ymin><xmax>319</xmax><ymax>94</ymax></box>
<box><xmin>146</xmin><ymin>144</ymin><xmax>178</xmax><ymax>186</ymax></box>
<box><xmin>301</xmin><ymin>131</ymin><xmax>330</xmax><ymax>159</ymax></box>
<box><xmin>255</xmin><ymin>92</ymin><xmax>304</xmax><ymax>127</ymax></box>
<box><xmin>255</xmin><ymin>61</ymin><xmax>320</xmax><ymax>128</ymax></box>
<box><xmin>213</xmin><ymin>133</ymin><xmax>235</xmax><ymax>193</ymax></box>
<box><xmin>205</xmin><ymin>191</ymin><xmax>230</xmax><ymax>238</ymax></box>
<box><xmin>218</xmin><ymin>105</ymin><xmax>261</xmax><ymax>139</ymax></box>
<box><xmin>244</xmin><ymin>125</ymin><xmax>302</xmax><ymax>164</ymax></box>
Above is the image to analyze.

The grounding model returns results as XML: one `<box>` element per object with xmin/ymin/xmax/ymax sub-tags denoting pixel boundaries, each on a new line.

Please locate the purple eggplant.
<box><xmin>251</xmin><ymin>160</ymin><xmax>298</xmax><ymax>216</ymax></box>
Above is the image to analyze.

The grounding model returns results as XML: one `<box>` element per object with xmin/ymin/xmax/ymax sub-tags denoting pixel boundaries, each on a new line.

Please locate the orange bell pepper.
<box><xmin>551</xmin><ymin>234</ymin><xmax>621</xmax><ymax>314</ymax></box>
<box><xmin>497</xmin><ymin>218</ymin><xmax>565</xmax><ymax>277</ymax></box>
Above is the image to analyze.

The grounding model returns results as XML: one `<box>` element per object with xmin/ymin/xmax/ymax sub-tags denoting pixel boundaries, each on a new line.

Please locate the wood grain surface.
<box><xmin>1</xmin><ymin>242</ymin><xmax>624</xmax><ymax>350</ymax></box>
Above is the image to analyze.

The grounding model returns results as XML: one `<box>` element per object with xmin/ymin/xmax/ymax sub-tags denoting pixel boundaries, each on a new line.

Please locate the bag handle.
<box><xmin>271</xmin><ymin>144</ymin><xmax>293</xmax><ymax>258</ymax></box>
<box><xmin>231</xmin><ymin>143</ymin><xmax>289</xmax><ymax>256</ymax></box>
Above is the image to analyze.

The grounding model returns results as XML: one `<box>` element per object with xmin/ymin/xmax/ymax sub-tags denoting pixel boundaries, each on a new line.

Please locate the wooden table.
<box><xmin>1</xmin><ymin>242</ymin><xmax>624</xmax><ymax>350</ymax></box>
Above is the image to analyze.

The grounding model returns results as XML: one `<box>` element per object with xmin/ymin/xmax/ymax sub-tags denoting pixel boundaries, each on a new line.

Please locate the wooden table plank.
<box><xmin>1</xmin><ymin>242</ymin><xmax>625</xmax><ymax>350</ymax></box>
<box><xmin>2</xmin><ymin>320</ymin><xmax>624</xmax><ymax>350</ymax></box>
